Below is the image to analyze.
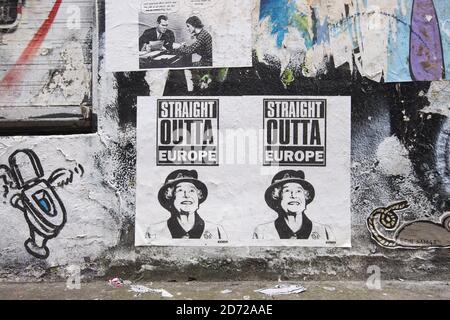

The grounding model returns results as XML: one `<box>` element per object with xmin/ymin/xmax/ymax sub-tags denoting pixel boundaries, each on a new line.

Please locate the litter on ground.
<box><xmin>129</xmin><ymin>284</ymin><xmax>174</xmax><ymax>298</ymax></box>
<box><xmin>255</xmin><ymin>284</ymin><xmax>306</xmax><ymax>296</ymax></box>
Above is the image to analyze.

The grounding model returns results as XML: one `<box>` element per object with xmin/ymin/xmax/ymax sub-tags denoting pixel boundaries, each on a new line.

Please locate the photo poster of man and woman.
<box><xmin>136</xmin><ymin>96</ymin><xmax>352</xmax><ymax>247</ymax></box>
<box><xmin>105</xmin><ymin>0</ymin><xmax>253</xmax><ymax>71</ymax></box>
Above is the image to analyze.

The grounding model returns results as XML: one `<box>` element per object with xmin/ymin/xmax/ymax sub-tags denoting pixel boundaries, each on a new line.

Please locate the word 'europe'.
<box><xmin>264</xmin><ymin>99</ymin><xmax>327</xmax><ymax>166</ymax></box>
<box><xmin>157</xmin><ymin>99</ymin><xmax>219</xmax><ymax>166</ymax></box>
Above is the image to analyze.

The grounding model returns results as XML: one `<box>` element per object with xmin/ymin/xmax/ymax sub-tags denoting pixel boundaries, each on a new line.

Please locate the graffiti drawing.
<box><xmin>0</xmin><ymin>149</ymin><xmax>84</xmax><ymax>259</ymax></box>
<box><xmin>367</xmin><ymin>201</ymin><xmax>450</xmax><ymax>249</ymax></box>
<box><xmin>409</xmin><ymin>0</ymin><xmax>445</xmax><ymax>81</ymax></box>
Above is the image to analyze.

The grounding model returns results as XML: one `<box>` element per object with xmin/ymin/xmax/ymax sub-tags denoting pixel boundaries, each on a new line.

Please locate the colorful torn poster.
<box><xmin>136</xmin><ymin>96</ymin><xmax>351</xmax><ymax>247</ymax></box>
<box><xmin>255</xmin><ymin>0</ymin><xmax>450</xmax><ymax>83</ymax></box>
<box><xmin>105</xmin><ymin>0</ymin><xmax>254</xmax><ymax>71</ymax></box>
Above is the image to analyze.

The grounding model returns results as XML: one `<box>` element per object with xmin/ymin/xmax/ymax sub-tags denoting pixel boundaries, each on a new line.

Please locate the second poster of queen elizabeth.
<box><xmin>253</xmin><ymin>170</ymin><xmax>334</xmax><ymax>242</ymax></box>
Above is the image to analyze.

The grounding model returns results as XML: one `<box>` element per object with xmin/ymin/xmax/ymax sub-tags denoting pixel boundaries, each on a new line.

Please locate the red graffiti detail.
<box><xmin>0</xmin><ymin>0</ymin><xmax>63</xmax><ymax>90</ymax></box>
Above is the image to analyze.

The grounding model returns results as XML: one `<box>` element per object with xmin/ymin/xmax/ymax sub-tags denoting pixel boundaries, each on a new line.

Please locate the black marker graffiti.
<box><xmin>367</xmin><ymin>201</ymin><xmax>450</xmax><ymax>249</ymax></box>
<box><xmin>0</xmin><ymin>164</ymin><xmax>14</xmax><ymax>197</ymax></box>
<box><xmin>0</xmin><ymin>149</ymin><xmax>83</xmax><ymax>259</ymax></box>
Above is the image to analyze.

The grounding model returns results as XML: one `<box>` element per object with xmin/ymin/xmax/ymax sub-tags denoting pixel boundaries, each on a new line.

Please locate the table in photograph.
<box><xmin>139</xmin><ymin>51</ymin><xmax>192</xmax><ymax>69</ymax></box>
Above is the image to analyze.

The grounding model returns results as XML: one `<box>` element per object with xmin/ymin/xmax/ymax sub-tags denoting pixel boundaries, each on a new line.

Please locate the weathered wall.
<box><xmin>0</xmin><ymin>0</ymin><xmax>449</xmax><ymax>282</ymax></box>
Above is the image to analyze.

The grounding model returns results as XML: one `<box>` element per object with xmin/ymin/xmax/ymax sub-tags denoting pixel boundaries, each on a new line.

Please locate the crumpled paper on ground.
<box><xmin>255</xmin><ymin>284</ymin><xmax>306</xmax><ymax>296</ymax></box>
<box><xmin>129</xmin><ymin>284</ymin><xmax>174</xmax><ymax>298</ymax></box>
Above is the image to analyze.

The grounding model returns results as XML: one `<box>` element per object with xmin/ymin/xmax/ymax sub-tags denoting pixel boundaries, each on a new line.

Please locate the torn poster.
<box><xmin>136</xmin><ymin>96</ymin><xmax>351</xmax><ymax>247</ymax></box>
<box><xmin>105</xmin><ymin>0</ymin><xmax>253</xmax><ymax>71</ymax></box>
<box><xmin>255</xmin><ymin>0</ymin><xmax>450</xmax><ymax>83</ymax></box>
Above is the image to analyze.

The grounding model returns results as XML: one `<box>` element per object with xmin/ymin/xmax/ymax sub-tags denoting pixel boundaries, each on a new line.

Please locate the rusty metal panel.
<box><xmin>0</xmin><ymin>0</ymin><xmax>95</xmax><ymax>134</ymax></box>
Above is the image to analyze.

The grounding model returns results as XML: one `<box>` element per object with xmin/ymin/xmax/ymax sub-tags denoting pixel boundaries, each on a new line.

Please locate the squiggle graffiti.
<box><xmin>367</xmin><ymin>201</ymin><xmax>450</xmax><ymax>249</ymax></box>
<box><xmin>0</xmin><ymin>149</ymin><xmax>83</xmax><ymax>259</ymax></box>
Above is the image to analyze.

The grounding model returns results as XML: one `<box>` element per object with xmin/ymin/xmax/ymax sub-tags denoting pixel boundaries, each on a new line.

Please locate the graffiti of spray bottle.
<box><xmin>9</xmin><ymin>149</ymin><xmax>67</xmax><ymax>259</ymax></box>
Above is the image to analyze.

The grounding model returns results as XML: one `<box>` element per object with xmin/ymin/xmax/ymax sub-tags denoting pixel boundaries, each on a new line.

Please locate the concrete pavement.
<box><xmin>0</xmin><ymin>280</ymin><xmax>449</xmax><ymax>300</ymax></box>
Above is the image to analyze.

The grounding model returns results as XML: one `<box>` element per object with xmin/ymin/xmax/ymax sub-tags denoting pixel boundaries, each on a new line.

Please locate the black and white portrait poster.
<box><xmin>105</xmin><ymin>0</ymin><xmax>254</xmax><ymax>71</ymax></box>
<box><xmin>136</xmin><ymin>96</ymin><xmax>351</xmax><ymax>247</ymax></box>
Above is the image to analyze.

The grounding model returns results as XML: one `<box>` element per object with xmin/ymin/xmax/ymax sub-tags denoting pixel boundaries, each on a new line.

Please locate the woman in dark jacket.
<box><xmin>177</xmin><ymin>16</ymin><xmax>212</xmax><ymax>67</ymax></box>
<box><xmin>253</xmin><ymin>170</ymin><xmax>334</xmax><ymax>241</ymax></box>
